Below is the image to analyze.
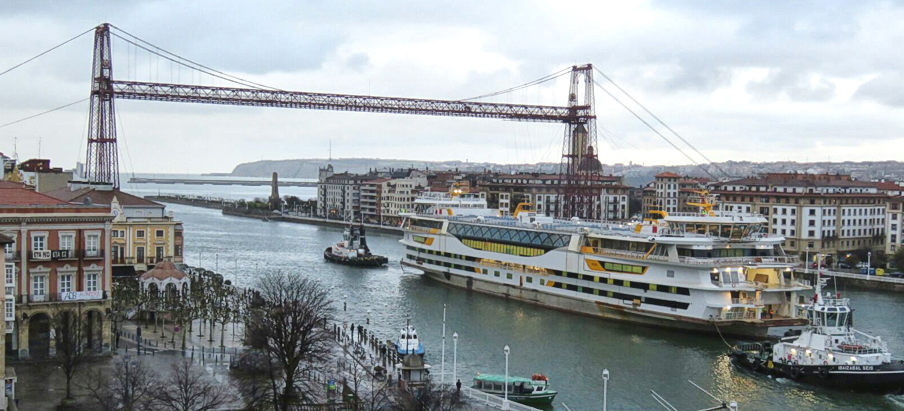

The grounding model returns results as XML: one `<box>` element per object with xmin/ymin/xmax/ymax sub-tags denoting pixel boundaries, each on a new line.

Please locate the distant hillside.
<box><xmin>229</xmin><ymin>158</ymin><xmax>904</xmax><ymax>187</ymax></box>
<box><xmin>230</xmin><ymin>158</ymin><xmax>560</xmax><ymax>179</ymax></box>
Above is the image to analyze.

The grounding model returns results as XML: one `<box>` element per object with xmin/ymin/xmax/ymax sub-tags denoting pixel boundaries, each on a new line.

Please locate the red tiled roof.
<box><xmin>0</xmin><ymin>181</ymin><xmax>26</xmax><ymax>189</ymax></box>
<box><xmin>0</xmin><ymin>186</ymin><xmax>68</xmax><ymax>206</ymax></box>
<box><xmin>877</xmin><ymin>182</ymin><xmax>903</xmax><ymax>190</ymax></box>
<box><xmin>45</xmin><ymin>187</ymin><xmax>163</xmax><ymax>207</ymax></box>
<box><xmin>140</xmin><ymin>261</ymin><xmax>187</xmax><ymax>281</ymax></box>
<box><xmin>655</xmin><ymin>172</ymin><xmax>681</xmax><ymax>178</ymax></box>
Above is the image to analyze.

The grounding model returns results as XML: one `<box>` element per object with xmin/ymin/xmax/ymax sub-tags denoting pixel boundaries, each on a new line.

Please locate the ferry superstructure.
<box><xmin>400</xmin><ymin>194</ymin><xmax>811</xmax><ymax>337</ymax></box>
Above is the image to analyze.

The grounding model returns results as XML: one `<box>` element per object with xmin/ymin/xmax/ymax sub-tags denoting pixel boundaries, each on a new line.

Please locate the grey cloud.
<box><xmin>747</xmin><ymin>69</ymin><xmax>836</xmax><ymax>102</ymax></box>
<box><xmin>854</xmin><ymin>74</ymin><xmax>904</xmax><ymax>107</ymax></box>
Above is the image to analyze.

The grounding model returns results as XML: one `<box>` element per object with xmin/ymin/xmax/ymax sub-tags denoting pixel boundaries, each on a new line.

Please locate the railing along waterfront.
<box><xmin>814</xmin><ymin>270</ymin><xmax>904</xmax><ymax>285</ymax></box>
<box><xmin>450</xmin><ymin>384</ymin><xmax>544</xmax><ymax>411</ymax></box>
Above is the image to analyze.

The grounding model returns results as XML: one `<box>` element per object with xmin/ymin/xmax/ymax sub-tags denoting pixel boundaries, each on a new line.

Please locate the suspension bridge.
<box><xmin>1</xmin><ymin>23</ymin><xmax>727</xmax><ymax>220</ymax></box>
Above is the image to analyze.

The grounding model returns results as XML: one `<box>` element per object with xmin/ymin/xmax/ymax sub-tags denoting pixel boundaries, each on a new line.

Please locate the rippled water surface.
<box><xmin>126</xmin><ymin>181</ymin><xmax>904</xmax><ymax>410</ymax></box>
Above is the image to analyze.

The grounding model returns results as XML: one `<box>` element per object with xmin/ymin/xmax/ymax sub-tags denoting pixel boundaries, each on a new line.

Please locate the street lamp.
<box><xmin>868</xmin><ymin>251</ymin><xmax>872</xmax><ymax>277</ymax></box>
<box><xmin>452</xmin><ymin>332</ymin><xmax>459</xmax><ymax>384</ymax></box>
<box><xmin>602</xmin><ymin>369</ymin><xmax>610</xmax><ymax>411</ymax></box>
<box><xmin>502</xmin><ymin>345</ymin><xmax>511</xmax><ymax>410</ymax></box>
<box><xmin>805</xmin><ymin>247</ymin><xmax>810</xmax><ymax>273</ymax></box>
<box><xmin>343</xmin><ymin>294</ymin><xmax>347</xmax><ymax>312</ymax></box>
<box><xmin>366</xmin><ymin>309</ymin><xmax>370</xmax><ymax>325</ymax></box>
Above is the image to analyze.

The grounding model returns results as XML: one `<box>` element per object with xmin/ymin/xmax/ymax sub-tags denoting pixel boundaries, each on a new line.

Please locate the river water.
<box><xmin>126</xmin><ymin>179</ymin><xmax>904</xmax><ymax>410</ymax></box>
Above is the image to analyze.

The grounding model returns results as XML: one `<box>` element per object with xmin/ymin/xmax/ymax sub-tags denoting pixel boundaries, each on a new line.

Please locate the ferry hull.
<box><xmin>731</xmin><ymin>351</ymin><xmax>904</xmax><ymax>395</ymax></box>
<box><xmin>408</xmin><ymin>262</ymin><xmax>799</xmax><ymax>339</ymax></box>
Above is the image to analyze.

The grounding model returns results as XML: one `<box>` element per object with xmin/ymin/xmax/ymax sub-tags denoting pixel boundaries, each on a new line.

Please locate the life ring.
<box><xmin>823</xmin><ymin>361</ymin><xmax>828</xmax><ymax>366</ymax></box>
<box><xmin>788</xmin><ymin>366</ymin><xmax>802</xmax><ymax>379</ymax></box>
<box><xmin>818</xmin><ymin>367</ymin><xmax>830</xmax><ymax>379</ymax></box>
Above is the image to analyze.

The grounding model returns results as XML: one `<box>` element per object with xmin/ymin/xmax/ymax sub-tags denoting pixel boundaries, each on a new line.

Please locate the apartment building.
<box><xmin>479</xmin><ymin>173</ymin><xmax>630</xmax><ymax>221</ymax></box>
<box><xmin>713</xmin><ymin>173</ymin><xmax>887</xmax><ymax>258</ymax></box>
<box><xmin>47</xmin><ymin>183</ymin><xmax>184</xmax><ymax>275</ymax></box>
<box><xmin>887</xmin><ymin>196</ymin><xmax>903</xmax><ymax>257</ymax></box>
<box><xmin>0</xmin><ymin>182</ymin><xmax>113</xmax><ymax>359</ymax></box>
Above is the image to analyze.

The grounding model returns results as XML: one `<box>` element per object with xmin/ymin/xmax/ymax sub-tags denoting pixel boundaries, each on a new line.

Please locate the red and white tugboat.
<box><xmin>324</xmin><ymin>225</ymin><xmax>388</xmax><ymax>267</ymax></box>
<box><xmin>731</xmin><ymin>268</ymin><xmax>904</xmax><ymax>394</ymax></box>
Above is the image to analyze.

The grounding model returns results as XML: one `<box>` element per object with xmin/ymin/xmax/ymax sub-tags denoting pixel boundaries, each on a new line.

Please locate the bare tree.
<box><xmin>82</xmin><ymin>357</ymin><xmax>161</xmax><ymax>411</ymax></box>
<box><xmin>156</xmin><ymin>359</ymin><xmax>234</xmax><ymax>411</ymax></box>
<box><xmin>242</xmin><ymin>271</ymin><xmax>334</xmax><ymax>411</ymax></box>
<box><xmin>343</xmin><ymin>354</ymin><xmax>391</xmax><ymax>411</ymax></box>
<box><xmin>52</xmin><ymin>306</ymin><xmax>97</xmax><ymax>402</ymax></box>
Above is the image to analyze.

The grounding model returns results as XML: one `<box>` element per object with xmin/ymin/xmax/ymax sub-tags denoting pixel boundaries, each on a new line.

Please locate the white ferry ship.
<box><xmin>400</xmin><ymin>192</ymin><xmax>810</xmax><ymax>338</ymax></box>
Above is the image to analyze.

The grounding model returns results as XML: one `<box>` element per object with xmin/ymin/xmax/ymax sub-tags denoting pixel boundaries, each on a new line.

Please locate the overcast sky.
<box><xmin>1</xmin><ymin>0</ymin><xmax>903</xmax><ymax>174</ymax></box>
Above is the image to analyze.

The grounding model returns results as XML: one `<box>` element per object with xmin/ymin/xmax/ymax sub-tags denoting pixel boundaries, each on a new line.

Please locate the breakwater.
<box><xmin>147</xmin><ymin>194</ymin><xmax>403</xmax><ymax>235</ymax></box>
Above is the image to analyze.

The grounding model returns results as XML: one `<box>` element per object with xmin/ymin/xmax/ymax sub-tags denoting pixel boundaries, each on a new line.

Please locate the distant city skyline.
<box><xmin>2</xmin><ymin>1</ymin><xmax>904</xmax><ymax>174</ymax></box>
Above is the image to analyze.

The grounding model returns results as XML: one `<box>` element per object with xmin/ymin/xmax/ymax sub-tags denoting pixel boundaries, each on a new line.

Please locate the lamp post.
<box><xmin>343</xmin><ymin>294</ymin><xmax>347</xmax><ymax>312</ymax></box>
<box><xmin>805</xmin><ymin>247</ymin><xmax>810</xmax><ymax>273</ymax></box>
<box><xmin>602</xmin><ymin>369</ymin><xmax>610</xmax><ymax>411</ymax></box>
<box><xmin>502</xmin><ymin>345</ymin><xmax>511</xmax><ymax>410</ymax></box>
<box><xmin>452</xmin><ymin>332</ymin><xmax>459</xmax><ymax>385</ymax></box>
<box><xmin>868</xmin><ymin>251</ymin><xmax>872</xmax><ymax>277</ymax></box>
<box><xmin>441</xmin><ymin>304</ymin><xmax>446</xmax><ymax>388</ymax></box>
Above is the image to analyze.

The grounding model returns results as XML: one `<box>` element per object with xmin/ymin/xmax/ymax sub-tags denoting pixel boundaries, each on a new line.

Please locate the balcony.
<box><xmin>51</xmin><ymin>249</ymin><xmax>77</xmax><ymax>260</ymax></box>
<box><xmin>82</xmin><ymin>249</ymin><xmax>104</xmax><ymax>259</ymax></box>
<box><xmin>3</xmin><ymin>251</ymin><xmax>19</xmax><ymax>262</ymax></box>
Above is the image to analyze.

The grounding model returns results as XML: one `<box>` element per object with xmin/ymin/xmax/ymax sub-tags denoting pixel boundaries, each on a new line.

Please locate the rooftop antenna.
<box><xmin>13</xmin><ymin>136</ymin><xmax>18</xmax><ymax>161</ymax></box>
<box><xmin>329</xmin><ymin>139</ymin><xmax>332</xmax><ymax>162</ymax></box>
<box><xmin>38</xmin><ymin>136</ymin><xmax>42</xmax><ymax>158</ymax></box>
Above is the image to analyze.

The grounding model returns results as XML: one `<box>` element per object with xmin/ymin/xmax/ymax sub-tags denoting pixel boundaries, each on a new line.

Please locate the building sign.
<box><xmin>51</xmin><ymin>250</ymin><xmax>72</xmax><ymax>259</ymax></box>
<box><xmin>61</xmin><ymin>291</ymin><xmax>102</xmax><ymax>301</ymax></box>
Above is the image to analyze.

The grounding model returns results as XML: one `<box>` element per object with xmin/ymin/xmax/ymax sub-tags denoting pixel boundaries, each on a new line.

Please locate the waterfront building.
<box><xmin>401</xmin><ymin>192</ymin><xmax>808</xmax><ymax>337</ymax></box>
<box><xmin>0</xmin><ymin>234</ymin><xmax>11</xmax><ymax>410</ymax></box>
<box><xmin>46</xmin><ymin>183</ymin><xmax>184</xmax><ymax>276</ymax></box>
<box><xmin>16</xmin><ymin>159</ymin><xmax>72</xmax><ymax>193</ymax></box>
<box><xmin>380</xmin><ymin>174</ymin><xmax>428</xmax><ymax>226</ymax></box>
<box><xmin>712</xmin><ymin>173</ymin><xmax>888</xmax><ymax>260</ymax></box>
<box><xmin>0</xmin><ymin>183</ymin><xmax>113</xmax><ymax>359</ymax></box>
<box><xmin>360</xmin><ymin>178</ymin><xmax>389</xmax><ymax>224</ymax></box>
<box><xmin>641</xmin><ymin>172</ymin><xmax>710</xmax><ymax>217</ymax></box>
<box><xmin>887</xmin><ymin>196</ymin><xmax>903</xmax><ymax>258</ymax></box>
<box><xmin>479</xmin><ymin>173</ymin><xmax>630</xmax><ymax>221</ymax></box>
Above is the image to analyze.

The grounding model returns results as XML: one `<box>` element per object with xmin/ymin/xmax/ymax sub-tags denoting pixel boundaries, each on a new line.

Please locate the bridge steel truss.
<box><xmin>85</xmin><ymin>23</ymin><xmax>602</xmax><ymax>219</ymax></box>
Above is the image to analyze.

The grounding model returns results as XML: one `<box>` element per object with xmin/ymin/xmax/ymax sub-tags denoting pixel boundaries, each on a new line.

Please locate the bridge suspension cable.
<box><xmin>461</xmin><ymin>67</ymin><xmax>572</xmax><ymax>101</ymax></box>
<box><xmin>594</xmin><ymin>67</ymin><xmax>731</xmax><ymax>179</ymax></box>
<box><xmin>0</xmin><ymin>27</ymin><xmax>94</xmax><ymax>78</ymax></box>
<box><xmin>593</xmin><ymin>79</ymin><xmax>718</xmax><ymax>180</ymax></box>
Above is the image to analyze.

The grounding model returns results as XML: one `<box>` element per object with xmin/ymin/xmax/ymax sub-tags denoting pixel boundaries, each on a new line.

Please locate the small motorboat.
<box><xmin>472</xmin><ymin>373</ymin><xmax>558</xmax><ymax>405</ymax></box>
<box><xmin>395</xmin><ymin>324</ymin><xmax>425</xmax><ymax>357</ymax></box>
<box><xmin>323</xmin><ymin>224</ymin><xmax>388</xmax><ymax>267</ymax></box>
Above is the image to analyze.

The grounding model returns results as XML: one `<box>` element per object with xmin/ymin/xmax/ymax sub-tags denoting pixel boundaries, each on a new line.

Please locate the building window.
<box><xmin>155</xmin><ymin>229</ymin><xmax>164</xmax><ymax>237</ymax></box>
<box><xmin>86</xmin><ymin>273</ymin><xmax>98</xmax><ymax>292</ymax></box>
<box><xmin>60</xmin><ymin>274</ymin><xmax>73</xmax><ymax>293</ymax></box>
<box><xmin>32</xmin><ymin>275</ymin><xmax>46</xmax><ymax>298</ymax></box>
<box><xmin>136</xmin><ymin>230</ymin><xmax>145</xmax><ymax>238</ymax></box>
<box><xmin>60</xmin><ymin>233</ymin><xmax>74</xmax><ymax>251</ymax></box>
<box><xmin>86</xmin><ymin>234</ymin><xmax>100</xmax><ymax>257</ymax></box>
<box><xmin>4</xmin><ymin>299</ymin><xmax>13</xmax><ymax>321</ymax></box>
<box><xmin>137</xmin><ymin>246</ymin><xmax>145</xmax><ymax>262</ymax></box>
<box><xmin>112</xmin><ymin>230</ymin><xmax>119</xmax><ymax>238</ymax></box>
<box><xmin>175</xmin><ymin>245</ymin><xmax>182</xmax><ymax>257</ymax></box>
<box><xmin>4</xmin><ymin>264</ymin><xmax>13</xmax><ymax>287</ymax></box>
<box><xmin>32</xmin><ymin>234</ymin><xmax>46</xmax><ymax>251</ymax></box>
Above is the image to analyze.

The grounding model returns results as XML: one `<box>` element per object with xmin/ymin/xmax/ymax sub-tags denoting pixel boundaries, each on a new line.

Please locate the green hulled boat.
<box><xmin>472</xmin><ymin>373</ymin><xmax>557</xmax><ymax>405</ymax></box>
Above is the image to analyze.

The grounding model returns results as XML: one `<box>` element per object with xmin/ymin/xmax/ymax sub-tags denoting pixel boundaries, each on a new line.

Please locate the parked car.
<box><xmin>856</xmin><ymin>262</ymin><xmax>870</xmax><ymax>269</ymax></box>
<box><xmin>838</xmin><ymin>262</ymin><xmax>852</xmax><ymax>269</ymax></box>
<box><xmin>811</xmin><ymin>262</ymin><xmax>827</xmax><ymax>269</ymax></box>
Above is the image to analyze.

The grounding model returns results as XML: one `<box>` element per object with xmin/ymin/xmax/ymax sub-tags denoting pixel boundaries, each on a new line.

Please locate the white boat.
<box><xmin>409</xmin><ymin>189</ymin><xmax>498</xmax><ymax>218</ymax></box>
<box><xmin>400</xmin><ymin>192</ymin><xmax>811</xmax><ymax>338</ymax></box>
<box><xmin>732</xmin><ymin>267</ymin><xmax>904</xmax><ymax>394</ymax></box>
<box><xmin>395</xmin><ymin>324</ymin><xmax>425</xmax><ymax>356</ymax></box>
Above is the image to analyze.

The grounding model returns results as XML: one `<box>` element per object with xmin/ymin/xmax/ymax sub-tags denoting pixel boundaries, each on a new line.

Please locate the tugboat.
<box><xmin>395</xmin><ymin>324</ymin><xmax>425</xmax><ymax>357</ymax></box>
<box><xmin>731</xmin><ymin>269</ymin><xmax>904</xmax><ymax>394</ymax></box>
<box><xmin>323</xmin><ymin>225</ymin><xmax>388</xmax><ymax>267</ymax></box>
<box><xmin>472</xmin><ymin>373</ymin><xmax>558</xmax><ymax>405</ymax></box>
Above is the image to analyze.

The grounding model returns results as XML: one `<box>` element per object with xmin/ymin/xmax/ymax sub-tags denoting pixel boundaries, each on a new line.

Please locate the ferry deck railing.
<box><xmin>584</xmin><ymin>247</ymin><xmax>799</xmax><ymax>267</ymax></box>
<box><xmin>731</xmin><ymin>297</ymin><xmax>763</xmax><ymax>306</ymax></box>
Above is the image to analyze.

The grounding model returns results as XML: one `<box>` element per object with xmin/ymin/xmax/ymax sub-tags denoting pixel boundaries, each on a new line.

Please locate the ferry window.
<box><xmin>667</xmin><ymin>270</ymin><xmax>675</xmax><ymax>278</ymax></box>
<box><xmin>506</xmin><ymin>273</ymin><xmax>513</xmax><ymax>280</ymax></box>
<box><xmin>716</xmin><ymin>225</ymin><xmax>729</xmax><ymax>238</ymax></box>
<box><xmin>526</xmin><ymin>277</ymin><xmax>533</xmax><ymax>283</ymax></box>
<box><xmin>649</xmin><ymin>284</ymin><xmax>657</xmax><ymax>291</ymax></box>
<box><xmin>539</xmin><ymin>279</ymin><xmax>545</xmax><ymax>285</ymax></box>
<box><xmin>825</xmin><ymin>312</ymin><xmax>839</xmax><ymax>327</ymax></box>
<box><xmin>731</xmin><ymin>225</ymin><xmax>745</xmax><ymax>239</ymax></box>
<box><xmin>708</xmin><ymin>224</ymin><xmax>718</xmax><ymax>235</ymax></box>
<box><xmin>494</xmin><ymin>271</ymin><xmax>500</xmax><ymax>277</ymax></box>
